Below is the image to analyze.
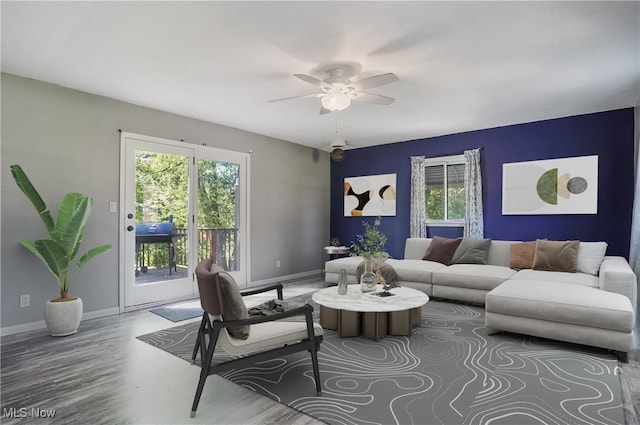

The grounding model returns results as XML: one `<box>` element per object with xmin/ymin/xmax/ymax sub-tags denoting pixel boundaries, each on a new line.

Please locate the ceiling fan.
<box><xmin>269</xmin><ymin>66</ymin><xmax>399</xmax><ymax>114</ymax></box>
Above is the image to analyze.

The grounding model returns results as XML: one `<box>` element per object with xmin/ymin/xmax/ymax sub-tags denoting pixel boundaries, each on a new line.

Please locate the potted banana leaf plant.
<box><xmin>10</xmin><ymin>164</ymin><xmax>112</xmax><ymax>336</ymax></box>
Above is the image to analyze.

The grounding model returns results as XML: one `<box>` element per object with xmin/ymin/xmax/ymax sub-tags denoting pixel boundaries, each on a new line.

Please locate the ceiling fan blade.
<box><xmin>353</xmin><ymin>92</ymin><xmax>395</xmax><ymax>105</ymax></box>
<box><xmin>294</xmin><ymin>73</ymin><xmax>327</xmax><ymax>88</ymax></box>
<box><xmin>350</xmin><ymin>73</ymin><xmax>399</xmax><ymax>91</ymax></box>
<box><xmin>268</xmin><ymin>93</ymin><xmax>323</xmax><ymax>103</ymax></box>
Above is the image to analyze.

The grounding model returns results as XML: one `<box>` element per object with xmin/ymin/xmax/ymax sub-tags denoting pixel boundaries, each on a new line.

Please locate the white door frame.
<box><xmin>118</xmin><ymin>132</ymin><xmax>249</xmax><ymax>311</ymax></box>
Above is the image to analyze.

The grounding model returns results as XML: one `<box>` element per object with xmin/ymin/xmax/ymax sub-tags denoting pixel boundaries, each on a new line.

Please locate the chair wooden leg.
<box><xmin>190</xmin><ymin>324</ymin><xmax>220</xmax><ymax>417</ymax></box>
<box><xmin>309</xmin><ymin>342</ymin><xmax>321</xmax><ymax>395</ymax></box>
<box><xmin>190</xmin><ymin>363</ymin><xmax>210</xmax><ymax>417</ymax></box>
<box><xmin>191</xmin><ymin>314</ymin><xmax>207</xmax><ymax>364</ymax></box>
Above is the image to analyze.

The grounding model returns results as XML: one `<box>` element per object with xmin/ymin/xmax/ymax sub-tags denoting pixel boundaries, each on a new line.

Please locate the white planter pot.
<box><xmin>44</xmin><ymin>297</ymin><xmax>83</xmax><ymax>336</ymax></box>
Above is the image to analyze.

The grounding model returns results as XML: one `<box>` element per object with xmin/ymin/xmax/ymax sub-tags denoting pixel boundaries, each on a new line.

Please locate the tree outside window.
<box><xmin>425</xmin><ymin>160</ymin><xmax>465</xmax><ymax>222</ymax></box>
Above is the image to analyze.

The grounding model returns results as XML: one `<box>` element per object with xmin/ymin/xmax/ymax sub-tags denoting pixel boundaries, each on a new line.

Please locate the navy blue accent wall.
<box><xmin>330</xmin><ymin>108</ymin><xmax>635</xmax><ymax>259</ymax></box>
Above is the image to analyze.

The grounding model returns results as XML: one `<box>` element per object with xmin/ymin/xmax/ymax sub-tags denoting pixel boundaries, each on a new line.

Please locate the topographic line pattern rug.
<box><xmin>138</xmin><ymin>298</ymin><xmax>623</xmax><ymax>425</ymax></box>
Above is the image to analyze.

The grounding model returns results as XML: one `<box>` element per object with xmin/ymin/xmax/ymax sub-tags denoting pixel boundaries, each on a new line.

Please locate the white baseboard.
<box><xmin>1</xmin><ymin>271</ymin><xmax>321</xmax><ymax>336</ymax></box>
<box><xmin>0</xmin><ymin>307</ymin><xmax>121</xmax><ymax>337</ymax></box>
<box><xmin>249</xmin><ymin>269</ymin><xmax>321</xmax><ymax>287</ymax></box>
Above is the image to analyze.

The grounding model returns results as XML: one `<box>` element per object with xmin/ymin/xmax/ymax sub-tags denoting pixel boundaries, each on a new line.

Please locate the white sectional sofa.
<box><xmin>324</xmin><ymin>237</ymin><xmax>637</xmax><ymax>358</ymax></box>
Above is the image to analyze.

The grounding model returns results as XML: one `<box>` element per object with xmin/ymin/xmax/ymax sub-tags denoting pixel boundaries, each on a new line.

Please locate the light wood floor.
<box><xmin>2</xmin><ymin>277</ymin><xmax>638</xmax><ymax>425</ymax></box>
<box><xmin>0</xmin><ymin>281</ymin><xmax>325</xmax><ymax>425</ymax></box>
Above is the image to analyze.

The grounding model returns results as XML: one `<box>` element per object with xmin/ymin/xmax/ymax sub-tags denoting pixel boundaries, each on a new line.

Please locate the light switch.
<box><xmin>109</xmin><ymin>201</ymin><xmax>117</xmax><ymax>213</ymax></box>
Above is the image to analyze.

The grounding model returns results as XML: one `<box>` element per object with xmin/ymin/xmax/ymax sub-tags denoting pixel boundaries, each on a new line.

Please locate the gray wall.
<box><xmin>1</xmin><ymin>73</ymin><xmax>330</xmax><ymax>330</ymax></box>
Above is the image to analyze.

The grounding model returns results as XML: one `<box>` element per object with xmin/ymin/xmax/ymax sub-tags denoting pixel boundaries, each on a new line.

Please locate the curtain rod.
<box><xmin>409</xmin><ymin>147</ymin><xmax>483</xmax><ymax>159</ymax></box>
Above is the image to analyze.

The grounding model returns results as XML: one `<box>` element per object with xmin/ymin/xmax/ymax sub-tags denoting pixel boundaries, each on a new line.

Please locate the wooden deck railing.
<box><xmin>136</xmin><ymin>227</ymin><xmax>238</xmax><ymax>272</ymax></box>
<box><xmin>175</xmin><ymin>227</ymin><xmax>238</xmax><ymax>271</ymax></box>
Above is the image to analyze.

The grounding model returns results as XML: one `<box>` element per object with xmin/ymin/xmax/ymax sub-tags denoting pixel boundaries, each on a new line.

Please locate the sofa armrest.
<box><xmin>599</xmin><ymin>256</ymin><xmax>637</xmax><ymax>314</ymax></box>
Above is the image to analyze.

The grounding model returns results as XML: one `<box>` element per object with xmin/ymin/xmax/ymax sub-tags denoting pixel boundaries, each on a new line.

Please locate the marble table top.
<box><xmin>312</xmin><ymin>285</ymin><xmax>429</xmax><ymax>313</ymax></box>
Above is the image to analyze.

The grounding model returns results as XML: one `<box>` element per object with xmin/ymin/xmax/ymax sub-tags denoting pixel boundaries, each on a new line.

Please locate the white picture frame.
<box><xmin>502</xmin><ymin>155</ymin><xmax>598</xmax><ymax>215</ymax></box>
<box><xmin>344</xmin><ymin>173</ymin><xmax>397</xmax><ymax>217</ymax></box>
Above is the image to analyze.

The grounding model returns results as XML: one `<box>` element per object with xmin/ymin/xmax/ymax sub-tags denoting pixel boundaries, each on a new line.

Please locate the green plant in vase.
<box><xmin>350</xmin><ymin>216</ymin><xmax>387</xmax><ymax>260</ymax></box>
<box><xmin>350</xmin><ymin>216</ymin><xmax>388</xmax><ymax>292</ymax></box>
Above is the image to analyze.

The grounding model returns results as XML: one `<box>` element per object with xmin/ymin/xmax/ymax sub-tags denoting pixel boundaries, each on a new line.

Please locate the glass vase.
<box><xmin>337</xmin><ymin>269</ymin><xmax>348</xmax><ymax>295</ymax></box>
<box><xmin>360</xmin><ymin>259</ymin><xmax>376</xmax><ymax>293</ymax></box>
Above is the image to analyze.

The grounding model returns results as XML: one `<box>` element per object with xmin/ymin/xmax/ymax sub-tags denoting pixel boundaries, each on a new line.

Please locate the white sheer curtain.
<box><xmin>410</xmin><ymin>156</ymin><xmax>426</xmax><ymax>238</ymax></box>
<box><xmin>463</xmin><ymin>148</ymin><xmax>484</xmax><ymax>238</ymax></box>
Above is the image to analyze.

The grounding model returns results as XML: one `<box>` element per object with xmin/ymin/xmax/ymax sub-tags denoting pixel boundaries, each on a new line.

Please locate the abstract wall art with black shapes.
<box><xmin>344</xmin><ymin>173</ymin><xmax>397</xmax><ymax>216</ymax></box>
<box><xmin>502</xmin><ymin>155</ymin><xmax>598</xmax><ymax>215</ymax></box>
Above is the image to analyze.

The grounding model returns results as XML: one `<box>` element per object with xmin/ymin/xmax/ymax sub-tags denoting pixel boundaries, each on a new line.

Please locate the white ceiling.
<box><xmin>2</xmin><ymin>1</ymin><xmax>639</xmax><ymax>151</ymax></box>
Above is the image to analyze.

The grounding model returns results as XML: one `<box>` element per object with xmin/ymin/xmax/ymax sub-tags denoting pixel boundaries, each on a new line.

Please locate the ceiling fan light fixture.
<box><xmin>321</xmin><ymin>92</ymin><xmax>351</xmax><ymax>112</ymax></box>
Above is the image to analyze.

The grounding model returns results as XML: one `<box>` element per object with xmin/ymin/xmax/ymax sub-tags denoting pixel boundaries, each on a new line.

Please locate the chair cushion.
<box><xmin>218</xmin><ymin>271</ymin><xmax>250</xmax><ymax>339</ymax></box>
<box><xmin>422</xmin><ymin>236</ymin><xmax>462</xmax><ymax>265</ymax></box>
<box><xmin>215</xmin><ymin>318</ymin><xmax>324</xmax><ymax>356</ymax></box>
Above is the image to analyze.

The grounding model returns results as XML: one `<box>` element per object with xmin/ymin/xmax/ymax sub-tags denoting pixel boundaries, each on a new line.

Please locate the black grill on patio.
<box><xmin>135</xmin><ymin>221</ymin><xmax>186</xmax><ymax>276</ymax></box>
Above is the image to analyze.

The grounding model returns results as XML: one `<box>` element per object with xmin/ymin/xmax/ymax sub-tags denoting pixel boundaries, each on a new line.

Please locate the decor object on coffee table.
<box><xmin>350</xmin><ymin>216</ymin><xmax>391</xmax><ymax>292</ymax></box>
<box><xmin>10</xmin><ymin>164</ymin><xmax>112</xmax><ymax>336</ymax></box>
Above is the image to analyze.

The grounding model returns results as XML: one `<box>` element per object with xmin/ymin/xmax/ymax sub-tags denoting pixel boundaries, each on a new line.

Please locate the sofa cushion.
<box><xmin>451</xmin><ymin>238</ymin><xmax>492</xmax><ymax>265</ymax></box>
<box><xmin>422</xmin><ymin>236</ymin><xmax>462</xmax><ymax>265</ymax></box>
<box><xmin>432</xmin><ymin>264</ymin><xmax>517</xmax><ymax>291</ymax></box>
<box><xmin>404</xmin><ymin>238</ymin><xmax>432</xmax><ymax>260</ymax></box>
<box><xmin>386</xmin><ymin>259</ymin><xmax>445</xmax><ymax>284</ymax></box>
<box><xmin>510</xmin><ymin>241</ymin><xmax>536</xmax><ymax>269</ymax></box>
<box><xmin>486</xmin><ymin>279</ymin><xmax>635</xmax><ymax>333</ymax></box>
<box><xmin>485</xmin><ymin>240</ymin><xmax>516</xmax><ymax>267</ymax></box>
<box><xmin>577</xmin><ymin>241</ymin><xmax>608</xmax><ymax>275</ymax></box>
<box><xmin>532</xmin><ymin>239</ymin><xmax>579</xmax><ymax>272</ymax></box>
<box><xmin>511</xmin><ymin>269</ymin><xmax>598</xmax><ymax>287</ymax></box>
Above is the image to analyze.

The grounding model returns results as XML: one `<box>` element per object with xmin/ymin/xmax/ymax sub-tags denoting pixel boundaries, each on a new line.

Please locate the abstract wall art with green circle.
<box><xmin>502</xmin><ymin>155</ymin><xmax>598</xmax><ymax>215</ymax></box>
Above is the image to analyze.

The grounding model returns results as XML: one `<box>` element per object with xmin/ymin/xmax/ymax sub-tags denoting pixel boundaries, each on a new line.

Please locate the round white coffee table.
<box><xmin>312</xmin><ymin>285</ymin><xmax>429</xmax><ymax>340</ymax></box>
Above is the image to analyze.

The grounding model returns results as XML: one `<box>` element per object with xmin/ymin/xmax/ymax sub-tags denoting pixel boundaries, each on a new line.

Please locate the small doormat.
<box><xmin>149</xmin><ymin>306</ymin><xmax>203</xmax><ymax>322</ymax></box>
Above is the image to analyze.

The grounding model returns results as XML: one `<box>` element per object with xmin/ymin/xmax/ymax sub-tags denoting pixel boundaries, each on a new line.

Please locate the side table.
<box><xmin>321</xmin><ymin>246</ymin><xmax>350</xmax><ymax>279</ymax></box>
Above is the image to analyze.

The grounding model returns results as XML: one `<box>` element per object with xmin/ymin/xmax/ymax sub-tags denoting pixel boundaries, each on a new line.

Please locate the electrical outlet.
<box><xmin>20</xmin><ymin>294</ymin><xmax>30</xmax><ymax>308</ymax></box>
<box><xmin>276</xmin><ymin>260</ymin><xmax>281</xmax><ymax>268</ymax></box>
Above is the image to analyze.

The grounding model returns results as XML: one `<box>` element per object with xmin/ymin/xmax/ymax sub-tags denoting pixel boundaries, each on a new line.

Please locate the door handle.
<box><xmin>127</xmin><ymin>225</ymin><xmax>134</xmax><ymax>232</ymax></box>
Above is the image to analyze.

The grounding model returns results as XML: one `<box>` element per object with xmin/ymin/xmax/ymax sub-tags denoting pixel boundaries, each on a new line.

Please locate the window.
<box><xmin>424</xmin><ymin>155</ymin><xmax>466</xmax><ymax>225</ymax></box>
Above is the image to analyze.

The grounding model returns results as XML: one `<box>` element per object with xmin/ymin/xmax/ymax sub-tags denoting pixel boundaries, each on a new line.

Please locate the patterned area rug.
<box><xmin>137</xmin><ymin>295</ymin><xmax>624</xmax><ymax>425</ymax></box>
